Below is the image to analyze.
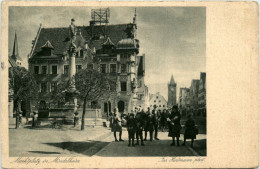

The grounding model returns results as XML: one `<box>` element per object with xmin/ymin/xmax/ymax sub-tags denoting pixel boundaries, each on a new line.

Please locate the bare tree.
<box><xmin>75</xmin><ymin>67</ymin><xmax>116</xmax><ymax>130</ymax></box>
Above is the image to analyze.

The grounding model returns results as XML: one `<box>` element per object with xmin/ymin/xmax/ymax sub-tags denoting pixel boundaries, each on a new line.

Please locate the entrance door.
<box><xmin>118</xmin><ymin>101</ymin><xmax>125</xmax><ymax>113</ymax></box>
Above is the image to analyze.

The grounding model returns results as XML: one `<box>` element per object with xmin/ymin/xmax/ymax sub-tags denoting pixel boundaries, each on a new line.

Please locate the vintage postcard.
<box><xmin>1</xmin><ymin>1</ymin><xmax>259</xmax><ymax>168</ymax></box>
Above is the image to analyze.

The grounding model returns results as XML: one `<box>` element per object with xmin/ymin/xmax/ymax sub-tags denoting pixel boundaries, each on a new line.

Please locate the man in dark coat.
<box><xmin>135</xmin><ymin>109</ymin><xmax>145</xmax><ymax>146</ymax></box>
<box><xmin>182</xmin><ymin>114</ymin><xmax>197</xmax><ymax>148</ymax></box>
<box><xmin>145</xmin><ymin>110</ymin><xmax>156</xmax><ymax>141</ymax></box>
<box><xmin>153</xmin><ymin>109</ymin><xmax>160</xmax><ymax>140</ymax></box>
<box><xmin>167</xmin><ymin>106</ymin><xmax>181</xmax><ymax>146</ymax></box>
<box><xmin>144</xmin><ymin>107</ymin><xmax>150</xmax><ymax>141</ymax></box>
<box><xmin>127</xmin><ymin>113</ymin><xmax>137</xmax><ymax>147</ymax></box>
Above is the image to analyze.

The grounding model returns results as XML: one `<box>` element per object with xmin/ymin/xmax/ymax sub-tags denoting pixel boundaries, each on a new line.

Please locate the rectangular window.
<box><xmin>80</xmin><ymin>50</ymin><xmax>84</xmax><ymax>57</ymax></box>
<box><xmin>42</xmin><ymin>66</ymin><xmax>47</xmax><ymax>74</ymax></box>
<box><xmin>64</xmin><ymin>65</ymin><xmax>69</xmax><ymax>75</ymax></box>
<box><xmin>121</xmin><ymin>82</ymin><xmax>127</xmax><ymax>92</ymax></box>
<box><xmin>34</xmin><ymin>66</ymin><xmax>39</xmax><ymax>74</ymax></box>
<box><xmin>76</xmin><ymin>65</ymin><xmax>82</xmax><ymax>73</ymax></box>
<box><xmin>41</xmin><ymin>82</ymin><xmax>47</xmax><ymax>92</ymax></box>
<box><xmin>100</xmin><ymin>64</ymin><xmax>107</xmax><ymax>73</ymax></box>
<box><xmin>110</xmin><ymin>64</ymin><xmax>116</xmax><ymax>73</ymax></box>
<box><xmin>52</xmin><ymin>65</ymin><xmax>57</xmax><ymax>74</ymax></box>
<box><xmin>50</xmin><ymin>82</ymin><xmax>57</xmax><ymax>92</ymax></box>
<box><xmin>121</xmin><ymin>64</ymin><xmax>127</xmax><ymax>73</ymax></box>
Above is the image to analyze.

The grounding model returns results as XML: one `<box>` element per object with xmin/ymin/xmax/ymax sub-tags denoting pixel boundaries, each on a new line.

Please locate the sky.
<box><xmin>8</xmin><ymin>7</ymin><xmax>206</xmax><ymax>101</ymax></box>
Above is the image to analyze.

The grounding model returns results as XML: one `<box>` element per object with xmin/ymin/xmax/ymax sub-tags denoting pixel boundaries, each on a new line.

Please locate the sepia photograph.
<box><xmin>8</xmin><ymin>6</ymin><xmax>207</xmax><ymax>157</ymax></box>
<box><xmin>7</xmin><ymin>6</ymin><xmax>207</xmax><ymax>157</ymax></box>
<box><xmin>1</xmin><ymin>1</ymin><xmax>259</xmax><ymax>168</ymax></box>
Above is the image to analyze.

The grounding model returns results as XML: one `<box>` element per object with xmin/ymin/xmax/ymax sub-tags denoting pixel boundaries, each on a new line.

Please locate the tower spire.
<box><xmin>12</xmin><ymin>32</ymin><xmax>19</xmax><ymax>59</ymax></box>
<box><xmin>170</xmin><ymin>75</ymin><xmax>175</xmax><ymax>84</ymax></box>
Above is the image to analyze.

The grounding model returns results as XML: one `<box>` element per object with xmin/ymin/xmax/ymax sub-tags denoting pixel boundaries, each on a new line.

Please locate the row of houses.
<box><xmin>179</xmin><ymin>72</ymin><xmax>206</xmax><ymax>117</ymax></box>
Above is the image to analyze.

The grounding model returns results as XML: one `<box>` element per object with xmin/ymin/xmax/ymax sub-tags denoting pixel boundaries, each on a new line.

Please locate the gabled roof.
<box><xmin>31</xmin><ymin>24</ymin><xmax>129</xmax><ymax>58</ymax></box>
<box><xmin>41</xmin><ymin>40</ymin><xmax>54</xmax><ymax>49</ymax></box>
<box><xmin>103</xmin><ymin>37</ymin><xmax>114</xmax><ymax>46</ymax></box>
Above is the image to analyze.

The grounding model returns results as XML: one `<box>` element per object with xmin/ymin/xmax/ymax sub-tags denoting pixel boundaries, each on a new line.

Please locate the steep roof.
<box><xmin>169</xmin><ymin>75</ymin><xmax>175</xmax><ymax>84</ymax></box>
<box><xmin>31</xmin><ymin>24</ymin><xmax>129</xmax><ymax>58</ymax></box>
<box><xmin>11</xmin><ymin>33</ymin><xmax>22</xmax><ymax>61</ymax></box>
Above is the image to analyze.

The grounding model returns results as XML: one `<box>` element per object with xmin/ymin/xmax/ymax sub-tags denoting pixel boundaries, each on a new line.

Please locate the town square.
<box><xmin>8</xmin><ymin>7</ymin><xmax>206</xmax><ymax>157</ymax></box>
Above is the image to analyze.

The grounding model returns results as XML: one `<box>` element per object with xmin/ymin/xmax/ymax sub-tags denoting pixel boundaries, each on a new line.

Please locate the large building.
<box><xmin>168</xmin><ymin>75</ymin><xmax>177</xmax><ymax>108</ymax></box>
<box><xmin>28</xmin><ymin>9</ymin><xmax>147</xmax><ymax>117</ymax></box>
<box><xmin>198</xmin><ymin>72</ymin><xmax>206</xmax><ymax>116</ymax></box>
<box><xmin>149</xmin><ymin>92</ymin><xmax>167</xmax><ymax>111</ymax></box>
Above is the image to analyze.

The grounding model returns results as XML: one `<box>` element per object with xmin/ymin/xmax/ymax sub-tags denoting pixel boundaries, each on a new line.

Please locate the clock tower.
<box><xmin>168</xmin><ymin>75</ymin><xmax>177</xmax><ymax>108</ymax></box>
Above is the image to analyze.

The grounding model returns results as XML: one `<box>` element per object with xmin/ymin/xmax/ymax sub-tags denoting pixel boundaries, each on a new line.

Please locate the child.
<box><xmin>127</xmin><ymin>113</ymin><xmax>137</xmax><ymax>147</ymax></box>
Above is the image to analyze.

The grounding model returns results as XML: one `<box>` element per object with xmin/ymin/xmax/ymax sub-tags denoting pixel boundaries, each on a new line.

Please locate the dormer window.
<box><xmin>41</xmin><ymin>40</ymin><xmax>54</xmax><ymax>56</ymax></box>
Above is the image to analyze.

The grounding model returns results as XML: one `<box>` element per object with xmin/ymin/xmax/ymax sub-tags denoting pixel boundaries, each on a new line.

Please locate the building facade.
<box><xmin>168</xmin><ymin>75</ymin><xmax>177</xmax><ymax>108</ymax></box>
<box><xmin>149</xmin><ymin>92</ymin><xmax>167</xmax><ymax>111</ymax></box>
<box><xmin>28</xmin><ymin>10</ymin><xmax>147</xmax><ymax>117</ymax></box>
<box><xmin>189</xmin><ymin>79</ymin><xmax>200</xmax><ymax>115</ymax></box>
<box><xmin>198</xmin><ymin>72</ymin><xmax>206</xmax><ymax>116</ymax></box>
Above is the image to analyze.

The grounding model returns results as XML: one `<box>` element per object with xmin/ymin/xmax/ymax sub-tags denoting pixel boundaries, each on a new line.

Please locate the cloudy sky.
<box><xmin>9</xmin><ymin>7</ymin><xmax>206</xmax><ymax>100</ymax></box>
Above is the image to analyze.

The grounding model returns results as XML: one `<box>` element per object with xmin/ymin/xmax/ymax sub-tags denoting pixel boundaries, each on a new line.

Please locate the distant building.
<box><xmin>149</xmin><ymin>92</ymin><xmax>168</xmax><ymax>111</ymax></box>
<box><xmin>198</xmin><ymin>72</ymin><xmax>206</xmax><ymax>116</ymax></box>
<box><xmin>179</xmin><ymin>87</ymin><xmax>189</xmax><ymax>116</ymax></box>
<box><xmin>190</xmin><ymin>79</ymin><xmax>200</xmax><ymax>115</ymax></box>
<box><xmin>168</xmin><ymin>75</ymin><xmax>177</xmax><ymax>108</ymax></box>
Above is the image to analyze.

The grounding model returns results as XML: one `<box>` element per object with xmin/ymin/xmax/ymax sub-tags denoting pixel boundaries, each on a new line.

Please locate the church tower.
<box><xmin>168</xmin><ymin>75</ymin><xmax>177</xmax><ymax>108</ymax></box>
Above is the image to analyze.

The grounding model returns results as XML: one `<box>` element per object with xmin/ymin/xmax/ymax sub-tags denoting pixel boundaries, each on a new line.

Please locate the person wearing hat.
<box><xmin>167</xmin><ymin>105</ymin><xmax>182</xmax><ymax>146</ymax></box>
<box><xmin>127</xmin><ymin>113</ymin><xmax>137</xmax><ymax>147</ymax></box>
<box><xmin>135</xmin><ymin>109</ymin><xmax>145</xmax><ymax>146</ymax></box>
<box><xmin>182</xmin><ymin>114</ymin><xmax>198</xmax><ymax>148</ymax></box>
<box><xmin>111</xmin><ymin>108</ymin><xmax>124</xmax><ymax>142</ymax></box>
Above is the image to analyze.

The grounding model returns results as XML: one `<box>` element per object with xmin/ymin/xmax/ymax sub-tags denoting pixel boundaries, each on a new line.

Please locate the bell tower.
<box><xmin>168</xmin><ymin>75</ymin><xmax>177</xmax><ymax>108</ymax></box>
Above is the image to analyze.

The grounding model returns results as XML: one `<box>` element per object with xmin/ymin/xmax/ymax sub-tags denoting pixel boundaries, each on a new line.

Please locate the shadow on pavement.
<box><xmin>187</xmin><ymin>139</ymin><xmax>206</xmax><ymax>156</ymax></box>
<box><xmin>28</xmin><ymin>151</ymin><xmax>61</xmax><ymax>154</ymax></box>
<box><xmin>95</xmin><ymin>139</ymin><xmax>206</xmax><ymax>157</ymax></box>
<box><xmin>44</xmin><ymin>141</ymin><xmax>110</xmax><ymax>156</ymax></box>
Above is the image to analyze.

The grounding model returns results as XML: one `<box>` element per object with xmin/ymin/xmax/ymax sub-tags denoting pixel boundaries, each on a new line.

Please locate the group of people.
<box><xmin>110</xmin><ymin>106</ymin><xmax>198</xmax><ymax>148</ymax></box>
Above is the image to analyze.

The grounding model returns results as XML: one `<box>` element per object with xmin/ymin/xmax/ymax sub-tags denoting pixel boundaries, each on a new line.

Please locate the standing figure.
<box><xmin>167</xmin><ymin>106</ymin><xmax>182</xmax><ymax>146</ymax></box>
<box><xmin>111</xmin><ymin>108</ymin><xmax>124</xmax><ymax>142</ymax></box>
<box><xmin>144</xmin><ymin>107</ymin><xmax>150</xmax><ymax>141</ymax></box>
<box><xmin>32</xmin><ymin>111</ymin><xmax>38</xmax><ymax>128</ymax></box>
<box><xmin>145</xmin><ymin>110</ymin><xmax>155</xmax><ymax>141</ymax></box>
<box><xmin>74</xmin><ymin>111</ymin><xmax>79</xmax><ymax>127</ymax></box>
<box><xmin>160</xmin><ymin>109</ymin><xmax>167</xmax><ymax>132</ymax></box>
<box><xmin>135</xmin><ymin>109</ymin><xmax>145</xmax><ymax>146</ymax></box>
<box><xmin>182</xmin><ymin>114</ymin><xmax>198</xmax><ymax>148</ymax></box>
<box><xmin>153</xmin><ymin>110</ymin><xmax>160</xmax><ymax>140</ymax></box>
<box><xmin>127</xmin><ymin>113</ymin><xmax>137</xmax><ymax>147</ymax></box>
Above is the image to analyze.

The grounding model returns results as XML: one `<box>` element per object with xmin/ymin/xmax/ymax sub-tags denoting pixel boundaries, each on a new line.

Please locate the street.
<box><xmin>9</xmin><ymin>119</ymin><xmax>206</xmax><ymax>157</ymax></box>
